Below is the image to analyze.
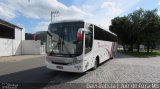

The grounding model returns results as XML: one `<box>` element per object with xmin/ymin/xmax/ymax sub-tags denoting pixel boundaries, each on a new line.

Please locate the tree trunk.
<box><xmin>123</xmin><ymin>45</ymin><xmax>126</xmax><ymax>53</ymax></box>
<box><xmin>137</xmin><ymin>43</ymin><xmax>140</xmax><ymax>52</ymax></box>
<box><xmin>146</xmin><ymin>30</ymin><xmax>149</xmax><ymax>53</ymax></box>
<box><xmin>147</xmin><ymin>41</ymin><xmax>150</xmax><ymax>53</ymax></box>
<box><xmin>151</xmin><ymin>41</ymin><xmax>155</xmax><ymax>52</ymax></box>
<box><xmin>131</xmin><ymin>44</ymin><xmax>133</xmax><ymax>52</ymax></box>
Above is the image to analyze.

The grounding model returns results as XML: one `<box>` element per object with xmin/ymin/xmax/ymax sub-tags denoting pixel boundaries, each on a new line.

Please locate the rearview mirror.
<box><xmin>76</xmin><ymin>29</ymin><xmax>83</xmax><ymax>41</ymax></box>
<box><xmin>79</xmin><ymin>28</ymin><xmax>91</xmax><ymax>33</ymax></box>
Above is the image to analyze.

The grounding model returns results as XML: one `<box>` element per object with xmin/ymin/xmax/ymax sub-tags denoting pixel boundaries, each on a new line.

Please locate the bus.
<box><xmin>45</xmin><ymin>20</ymin><xmax>118</xmax><ymax>73</ymax></box>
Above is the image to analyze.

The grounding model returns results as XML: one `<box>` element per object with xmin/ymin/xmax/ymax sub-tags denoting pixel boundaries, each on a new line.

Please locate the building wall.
<box><xmin>0</xmin><ymin>38</ymin><xmax>13</xmax><ymax>56</ymax></box>
<box><xmin>13</xmin><ymin>27</ymin><xmax>22</xmax><ymax>55</ymax></box>
<box><xmin>0</xmin><ymin>26</ymin><xmax>44</xmax><ymax>56</ymax></box>
<box><xmin>22</xmin><ymin>40</ymin><xmax>41</xmax><ymax>55</ymax></box>
<box><xmin>0</xmin><ymin>27</ymin><xmax>23</xmax><ymax>56</ymax></box>
<box><xmin>0</xmin><ymin>39</ymin><xmax>22</xmax><ymax>56</ymax></box>
<box><xmin>15</xmin><ymin>27</ymin><xmax>22</xmax><ymax>40</ymax></box>
<box><xmin>22</xmin><ymin>28</ymin><xmax>25</xmax><ymax>40</ymax></box>
<box><xmin>13</xmin><ymin>40</ymin><xmax>21</xmax><ymax>55</ymax></box>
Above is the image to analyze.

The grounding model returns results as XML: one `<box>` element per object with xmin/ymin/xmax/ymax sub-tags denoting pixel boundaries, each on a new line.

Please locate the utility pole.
<box><xmin>51</xmin><ymin>10</ymin><xmax>60</xmax><ymax>23</ymax></box>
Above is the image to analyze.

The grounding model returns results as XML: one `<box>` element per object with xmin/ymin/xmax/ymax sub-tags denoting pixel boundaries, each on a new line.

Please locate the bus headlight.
<box><xmin>74</xmin><ymin>66</ymin><xmax>81</xmax><ymax>68</ymax></box>
<box><xmin>74</xmin><ymin>66</ymin><xmax>81</xmax><ymax>70</ymax></box>
<box><xmin>70</xmin><ymin>59</ymin><xmax>82</xmax><ymax>65</ymax></box>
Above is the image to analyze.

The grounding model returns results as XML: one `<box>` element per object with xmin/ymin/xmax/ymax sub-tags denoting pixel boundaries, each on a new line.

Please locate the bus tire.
<box><xmin>93</xmin><ymin>57</ymin><xmax>99</xmax><ymax>70</ymax></box>
<box><xmin>111</xmin><ymin>51</ymin><xmax>115</xmax><ymax>59</ymax></box>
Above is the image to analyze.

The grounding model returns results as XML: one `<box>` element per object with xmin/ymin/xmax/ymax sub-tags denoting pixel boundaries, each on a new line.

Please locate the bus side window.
<box><xmin>85</xmin><ymin>33</ymin><xmax>92</xmax><ymax>54</ymax></box>
<box><xmin>85</xmin><ymin>24</ymin><xmax>93</xmax><ymax>54</ymax></box>
<box><xmin>85</xmin><ymin>32</ymin><xmax>93</xmax><ymax>54</ymax></box>
<box><xmin>85</xmin><ymin>34</ymin><xmax>91</xmax><ymax>47</ymax></box>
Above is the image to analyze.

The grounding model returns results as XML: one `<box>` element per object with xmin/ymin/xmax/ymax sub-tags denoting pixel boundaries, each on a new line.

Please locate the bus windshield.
<box><xmin>46</xmin><ymin>22</ymin><xmax>84</xmax><ymax>57</ymax></box>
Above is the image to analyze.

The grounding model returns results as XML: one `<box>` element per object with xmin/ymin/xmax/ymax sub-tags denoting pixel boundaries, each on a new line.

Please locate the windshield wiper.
<box><xmin>49</xmin><ymin>34</ymin><xmax>60</xmax><ymax>56</ymax></box>
<box><xmin>62</xmin><ymin>34</ymin><xmax>72</xmax><ymax>57</ymax></box>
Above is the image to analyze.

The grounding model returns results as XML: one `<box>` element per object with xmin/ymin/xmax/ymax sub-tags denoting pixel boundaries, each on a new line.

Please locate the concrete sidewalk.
<box><xmin>0</xmin><ymin>55</ymin><xmax>44</xmax><ymax>63</ymax></box>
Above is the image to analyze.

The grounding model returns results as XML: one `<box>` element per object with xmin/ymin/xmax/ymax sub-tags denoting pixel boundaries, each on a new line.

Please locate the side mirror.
<box><xmin>76</xmin><ymin>29</ymin><xmax>83</xmax><ymax>41</ymax></box>
<box><xmin>79</xmin><ymin>28</ymin><xmax>91</xmax><ymax>33</ymax></box>
<box><xmin>76</xmin><ymin>28</ymin><xmax>91</xmax><ymax>41</ymax></box>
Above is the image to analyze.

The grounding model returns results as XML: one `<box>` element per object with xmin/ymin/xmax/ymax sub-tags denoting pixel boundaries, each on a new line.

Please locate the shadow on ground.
<box><xmin>0</xmin><ymin>66</ymin><xmax>85</xmax><ymax>89</ymax></box>
<box><xmin>0</xmin><ymin>52</ymin><xmax>135</xmax><ymax>89</ymax></box>
<box><xmin>115</xmin><ymin>52</ymin><xmax>135</xmax><ymax>59</ymax></box>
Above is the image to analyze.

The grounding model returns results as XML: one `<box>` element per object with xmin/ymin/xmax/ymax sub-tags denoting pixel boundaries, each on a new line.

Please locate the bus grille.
<box><xmin>51</xmin><ymin>61</ymin><xmax>69</xmax><ymax>65</ymax></box>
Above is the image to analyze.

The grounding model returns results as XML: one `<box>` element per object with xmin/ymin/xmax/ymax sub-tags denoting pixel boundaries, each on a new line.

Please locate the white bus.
<box><xmin>45</xmin><ymin>20</ymin><xmax>118</xmax><ymax>73</ymax></box>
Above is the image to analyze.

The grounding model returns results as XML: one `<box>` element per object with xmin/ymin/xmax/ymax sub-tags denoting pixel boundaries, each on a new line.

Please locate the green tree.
<box><xmin>110</xmin><ymin>16</ymin><xmax>132</xmax><ymax>52</ymax></box>
<box><xmin>142</xmin><ymin>9</ymin><xmax>159</xmax><ymax>52</ymax></box>
<box><xmin>110</xmin><ymin>8</ymin><xmax>160</xmax><ymax>53</ymax></box>
<box><xmin>129</xmin><ymin>8</ymin><xmax>144</xmax><ymax>52</ymax></box>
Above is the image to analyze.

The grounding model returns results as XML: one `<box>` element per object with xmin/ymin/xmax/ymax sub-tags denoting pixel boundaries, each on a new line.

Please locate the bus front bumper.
<box><xmin>45</xmin><ymin>59</ymin><xmax>85</xmax><ymax>73</ymax></box>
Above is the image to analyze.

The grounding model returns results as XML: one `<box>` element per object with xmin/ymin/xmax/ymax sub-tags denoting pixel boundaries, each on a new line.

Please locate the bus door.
<box><xmin>85</xmin><ymin>24</ymin><xmax>93</xmax><ymax>54</ymax></box>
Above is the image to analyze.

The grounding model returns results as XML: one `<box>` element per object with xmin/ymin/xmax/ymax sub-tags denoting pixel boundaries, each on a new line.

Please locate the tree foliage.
<box><xmin>109</xmin><ymin>8</ymin><xmax>160</xmax><ymax>52</ymax></box>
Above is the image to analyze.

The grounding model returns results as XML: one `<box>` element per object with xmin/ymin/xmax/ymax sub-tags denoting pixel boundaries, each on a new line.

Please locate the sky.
<box><xmin>0</xmin><ymin>0</ymin><xmax>160</xmax><ymax>33</ymax></box>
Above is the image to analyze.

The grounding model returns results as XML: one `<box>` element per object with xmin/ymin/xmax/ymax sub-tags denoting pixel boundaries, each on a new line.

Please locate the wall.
<box><xmin>0</xmin><ymin>26</ymin><xmax>44</xmax><ymax>56</ymax></box>
<box><xmin>0</xmin><ymin>27</ymin><xmax>23</xmax><ymax>56</ymax></box>
<box><xmin>40</xmin><ymin>44</ymin><xmax>46</xmax><ymax>54</ymax></box>
<box><xmin>13</xmin><ymin>40</ymin><xmax>21</xmax><ymax>55</ymax></box>
<box><xmin>14</xmin><ymin>27</ymin><xmax>22</xmax><ymax>55</ymax></box>
<box><xmin>21</xmin><ymin>40</ymin><xmax>41</xmax><ymax>55</ymax></box>
<box><xmin>0</xmin><ymin>39</ymin><xmax>43</xmax><ymax>56</ymax></box>
<box><xmin>0</xmin><ymin>39</ymin><xmax>22</xmax><ymax>56</ymax></box>
<box><xmin>0</xmin><ymin>38</ymin><xmax>13</xmax><ymax>56</ymax></box>
<box><xmin>21</xmin><ymin>28</ymin><xmax>25</xmax><ymax>40</ymax></box>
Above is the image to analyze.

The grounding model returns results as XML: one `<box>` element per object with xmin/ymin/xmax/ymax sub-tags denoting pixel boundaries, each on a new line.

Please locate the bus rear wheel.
<box><xmin>111</xmin><ymin>51</ymin><xmax>116</xmax><ymax>59</ymax></box>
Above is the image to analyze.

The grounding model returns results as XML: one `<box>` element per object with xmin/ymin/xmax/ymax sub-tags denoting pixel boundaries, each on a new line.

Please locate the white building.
<box><xmin>0</xmin><ymin>19</ymin><xmax>25</xmax><ymax>56</ymax></box>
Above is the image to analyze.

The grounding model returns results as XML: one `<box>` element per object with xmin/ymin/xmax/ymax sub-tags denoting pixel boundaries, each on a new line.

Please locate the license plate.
<box><xmin>56</xmin><ymin>66</ymin><xmax>63</xmax><ymax>69</ymax></box>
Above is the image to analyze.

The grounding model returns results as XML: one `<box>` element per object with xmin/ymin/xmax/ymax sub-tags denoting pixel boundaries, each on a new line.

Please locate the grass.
<box><xmin>118</xmin><ymin>49</ymin><xmax>160</xmax><ymax>58</ymax></box>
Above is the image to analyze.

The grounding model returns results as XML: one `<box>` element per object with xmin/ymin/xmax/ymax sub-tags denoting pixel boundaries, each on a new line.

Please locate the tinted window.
<box><xmin>94</xmin><ymin>26</ymin><xmax>117</xmax><ymax>42</ymax></box>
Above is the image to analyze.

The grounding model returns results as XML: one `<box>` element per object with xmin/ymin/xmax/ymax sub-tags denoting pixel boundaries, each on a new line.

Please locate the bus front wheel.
<box><xmin>93</xmin><ymin>58</ymin><xmax>99</xmax><ymax>70</ymax></box>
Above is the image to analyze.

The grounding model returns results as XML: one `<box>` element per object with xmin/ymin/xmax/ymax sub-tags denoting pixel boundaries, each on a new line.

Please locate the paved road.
<box><xmin>0</xmin><ymin>53</ymin><xmax>160</xmax><ymax>89</ymax></box>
